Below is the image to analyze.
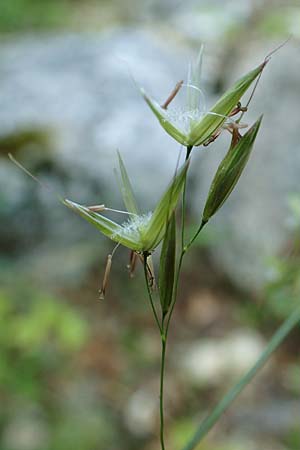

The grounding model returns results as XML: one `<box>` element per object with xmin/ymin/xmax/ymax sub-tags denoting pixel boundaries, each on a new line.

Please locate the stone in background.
<box><xmin>1</xmin><ymin>18</ymin><xmax>299</xmax><ymax>292</ymax></box>
<box><xmin>0</xmin><ymin>30</ymin><xmax>198</xmax><ymax>284</ymax></box>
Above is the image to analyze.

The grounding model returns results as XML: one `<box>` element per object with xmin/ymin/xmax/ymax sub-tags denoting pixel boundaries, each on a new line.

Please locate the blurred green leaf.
<box><xmin>182</xmin><ymin>305</ymin><xmax>300</xmax><ymax>450</ymax></box>
<box><xmin>0</xmin><ymin>0</ymin><xmax>70</xmax><ymax>32</ymax></box>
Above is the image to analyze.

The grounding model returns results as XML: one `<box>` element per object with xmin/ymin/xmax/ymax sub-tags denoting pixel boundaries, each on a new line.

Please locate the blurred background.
<box><xmin>0</xmin><ymin>0</ymin><xmax>300</xmax><ymax>449</ymax></box>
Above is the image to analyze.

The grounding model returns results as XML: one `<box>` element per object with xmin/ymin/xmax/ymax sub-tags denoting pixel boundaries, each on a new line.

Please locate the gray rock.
<box><xmin>170</xmin><ymin>0</ymin><xmax>253</xmax><ymax>43</ymax></box>
<box><xmin>2</xmin><ymin>405</ymin><xmax>49</xmax><ymax>450</ymax></box>
<box><xmin>231</xmin><ymin>399</ymin><xmax>300</xmax><ymax>436</ymax></box>
<box><xmin>0</xmin><ymin>30</ymin><xmax>203</xmax><ymax>284</ymax></box>
<box><xmin>1</xmin><ymin>30</ymin><xmax>298</xmax><ymax>293</ymax></box>
<box><xmin>176</xmin><ymin>330</ymin><xmax>265</xmax><ymax>387</ymax></box>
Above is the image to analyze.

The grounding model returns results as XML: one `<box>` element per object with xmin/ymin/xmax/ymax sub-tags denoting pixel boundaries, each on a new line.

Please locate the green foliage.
<box><xmin>284</xmin><ymin>427</ymin><xmax>300</xmax><ymax>450</ymax></box>
<box><xmin>170</xmin><ymin>418</ymin><xmax>197</xmax><ymax>450</ymax></box>
<box><xmin>0</xmin><ymin>286</ymin><xmax>123</xmax><ymax>450</ymax></box>
<box><xmin>258</xmin><ymin>9</ymin><xmax>299</xmax><ymax>37</ymax></box>
<box><xmin>284</xmin><ymin>363</ymin><xmax>300</xmax><ymax>395</ymax></box>
<box><xmin>0</xmin><ymin>128</ymin><xmax>51</xmax><ymax>157</ymax></box>
<box><xmin>116</xmin><ymin>151</ymin><xmax>139</xmax><ymax>215</ymax></box>
<box><xmin>263</xmin><ymin>194</ymin><xmax>300</xmax><ymax>321</ymax></box>
<box><xmin>0</xmin><ymin>287</ymin><xmax>88</xmax><ymax>399</ymax></box>
<box><xmin>0</xmin><ymin>0</ymin><xmax>71</xmax><ymax>32</ymax></box>
<box><xmin>52</xmin><ymin>412</ymin><xmax>116</xmax><ymax>450</ymax></box>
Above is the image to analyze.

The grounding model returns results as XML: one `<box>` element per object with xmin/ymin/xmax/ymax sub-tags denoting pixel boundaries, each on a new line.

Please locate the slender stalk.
<box><xmin>181</xmin><ymin>145</ymin><xmax>193</xmax><ymax>250</ymax></box>
<box><xmin>143</xmin><ymin>252</ymin><xmax>162</xmax><ymax>334</ymax></box>
<box><xmin>145</xmin><ymin>145</ymin><xmax>198</xmax><ymax>450</ymax></box>
<box><xmin>166</xmin><ymin>146</ymin><xmax>193</xmax><ymax>335</ymax></box>
<box><xmin>165</xmin><ymin>251</ymin><xmax>184</xmax><ymax>336</ymax></box>
<box><xmin>184</xmin><ymin>219</ymin><xmax>207</xmax><ymax>253</ymax></box>
<box><xmin>143</xmin><ymin>251</ymin><xmax>166</xmax><ymax>450</ymax></box>
<box><xmin>160</xmin><ymin>329</ymin><xmax>167</xmax><ymax>450</ymax></box>
<box><xmin>156</xmin><ymin>144</ymin><xmax>197</xmax><ymax>449</ymax></box>
<box><xmin>182</xmin><ymin>305</ymin><xmax>300</xmax><ymax>450</ymax></box>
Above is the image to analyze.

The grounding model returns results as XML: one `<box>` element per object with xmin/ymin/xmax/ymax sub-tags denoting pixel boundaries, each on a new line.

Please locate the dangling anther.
<box><xmin>99</xmin><ymin>254</ymin><xmax>112</xmax><ymax>300</ymax></box>
<box><xmin>146</xmin><ymin>255</ymin><xmax>156</xmax><ymax>289</ymax></box>
<box><xmin>88</xmin><ymin>204</ymin><xmax>106</xmax><ymax>212</ymax></box>
<box><xmin>99</xmin><ymin>243</ymin><xmax>120</xmax><ymax>300</ymax></box>
<box><xmin>225</xmin><ymin>122</ymin><xmax>248</xmax><ymax>148</ymax></box>
<box><xmin>230</xmin><ymin>126</ymin><xmax>241</xmax><ymax>149</ymax></box>
<box><xmin>203</xmin><ymin>129</ymin><xmax>222</xmax><ymax>147</ymax></box>
<box><xmin>161</xmin><ymin>80</ymin><xmax>184</xmax><ymax>110</ymax></box>
<box><xmin>139</xmin><ymin>253</ymin><xmax>156</xmax><ymax>290</ymax></box>
<box><xmin>229</xmin><ymin>102</ymin><xmax>248</xmax><ymax>117</ymax></box>
<box><xmin>127</xmin><ymin>250</ymin><xmax>138</xmax><ymax>278</ymax></box>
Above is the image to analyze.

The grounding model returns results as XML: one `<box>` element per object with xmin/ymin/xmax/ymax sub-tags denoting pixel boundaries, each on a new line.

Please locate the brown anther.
<box><xmin>127</xmin><ymin>250</ymin><xmax>138</xmax><ymax>278</ymax></box>
<box><xmin>88</xmin><ymin>204</ymin><xmax>106</xmax><ymax>212</ymax></box>
<box><xmin>138</xmin><ymin>253</ymin><xmax>156</xmax><ymax>290</ymax></box>
<box><xmin>99</xmin><ymin>254</ymin><xmax>112</xmax><ymax>300</ymax></box>
<box><xmin>145</xmin><ymin>254</ymin><xmax>156</xmax><ymax>290</ymax></box>
<box><xmin>161</xmin><ymin>80</ymin><xmax>184</xmax><ymax>110</ymax></box>
<box><xmin>225</xmin><ymin>123</ymin><xmax>243</xmax><ymax>148</ymax></box>
<box><xmin>203</xmin><ymin>129</ymin><xmax>222</xmax><ymax>147</ymax></box>
<box><xmin>231</xmin><ymin>128</ymin><xmax>242</xmax><ymax>148</ymax></box>
<box><xmin>229</xmin><ymin>102</ymin><xmax>247</xmax><ymax>117</ymax></box>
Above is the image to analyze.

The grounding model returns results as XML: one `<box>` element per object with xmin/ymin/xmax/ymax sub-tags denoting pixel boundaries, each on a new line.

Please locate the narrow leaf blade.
<box><xmin>117</xmin><ymin>151</ymin><xmax>139</xmax><ymax>214</ymax></box>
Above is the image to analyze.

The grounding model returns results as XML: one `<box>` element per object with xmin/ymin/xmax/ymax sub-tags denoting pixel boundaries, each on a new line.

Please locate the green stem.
<box><xmin>143</xmin><ymin>252</ymin><xmax>166</xmax><ymax>449</ymax></box>
<box><xmin>146</xmin><ymin>145</ymin><xmax>195</xmax><ymax>450</ymax></box>
<box><xmin>181</xmin><ymin>145</ymin><xmax>193</xmax><ymax>250</ymax></box>
<box><xmin>165</xmin><ymin>251</ymin><xmax>184</xmax><ymax>336</ymax></box>
<box><xmin>160</xmin><ymin>331</ymin><xmax>167</xmax><ymax>450</ymax></box>
<box><xmin>165</xmin><ymin>146</ymin><xmax>193</xmax><ymax>336</ymax></box>
<box><xmin>184</xmin><ymin>219</ymin><xmax>207</xmax><ymax>253</ymax></box>
<box><xmin>182</xmin><ymin>305</ymin><xmax>300</xmax><ymax>450</ymax></box>
<box><xmin>143</xmin><ymin>252</ymin><xmax>162</xmax><ymax>334</ymax></box>
<box><xmin>156</xmin><ymin>146</ymin><xmax>193</xmax><ymax>450</ymax></box>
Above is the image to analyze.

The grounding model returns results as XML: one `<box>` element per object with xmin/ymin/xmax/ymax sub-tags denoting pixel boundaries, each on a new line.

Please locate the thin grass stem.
<box><xmin>143</xmin><ymin>252</ymin><xmax>162</xmax><ymax>334</ymax></box>
<box><xmin>184</xmin><ymin>219</ymin><xmax>207</xmax><ymax>253</ymax></box>
<box><xmin>159</xmin><ymin>331</ymin><xmax>167</xmax><ymax>450</ymax></box>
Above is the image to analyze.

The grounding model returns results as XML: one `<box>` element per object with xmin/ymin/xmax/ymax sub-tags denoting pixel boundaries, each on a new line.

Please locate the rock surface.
<box><xmin>0</xmin><ymin>30</ymin><xmax>199</xmax><ymax>283</ymax></box>
<box><xmin>1</xmin><ymin>29</ymin><xmax>300</xmax><ymax>291</ymax></box>
<box><xmin>176</xmin><ymin>330</ymin><xmax>265</xmax><ymax>387</ymax></box>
